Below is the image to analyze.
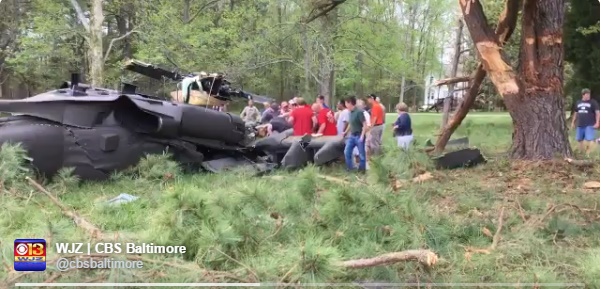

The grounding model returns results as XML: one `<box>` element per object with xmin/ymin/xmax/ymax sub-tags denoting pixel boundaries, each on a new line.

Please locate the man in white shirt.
<box><xmin>336</xmin><ymin>100</ymin><xmax>350</xmax><ymax>136</ymax></box>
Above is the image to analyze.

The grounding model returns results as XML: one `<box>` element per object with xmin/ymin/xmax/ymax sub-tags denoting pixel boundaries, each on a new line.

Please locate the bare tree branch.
<box><xmin>186</xmin><ymin>0</ymin><xmax>221</xmax><ymax>24</ymax></box>
<box><xmin>339</xmin><ymin>250</ymin><xmax>438</xmax><ymax>269</ymax></box>
<box><xmin>68</xmin><ymin>0</ymin><xmax>90</xmax><ymax>31</ymax></box>
<box><xmin>304</xmin><ymin>0</ymin><xmax>347</xmax><ymax>24</ymax></box>
<box><xmin>243</xmin><ymin>59</ymin><xmax>323</xmax><ymax>85</ymax></box>
<box><xmin>103</xmin><ymin>30</ymin><xmax>140</xmax><ymax>61</ymax></box>
<box><xmin>434</xmin><ymin>76</ymin><xmax>471</xmax><ymax>86</ymax></box>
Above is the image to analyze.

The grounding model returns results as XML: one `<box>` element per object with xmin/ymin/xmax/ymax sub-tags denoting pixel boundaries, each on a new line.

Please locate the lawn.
<box><xmin>2</xmin><ymin>112</ymin><xmax>599</xmax><ymax>288</ymax></box>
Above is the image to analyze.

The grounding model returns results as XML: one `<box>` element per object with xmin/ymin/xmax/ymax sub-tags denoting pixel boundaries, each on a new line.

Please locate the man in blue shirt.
<box><xmin>571</xmin><ymin>88</ymin><xmax>600</xmax><ymax>154</ymax></box>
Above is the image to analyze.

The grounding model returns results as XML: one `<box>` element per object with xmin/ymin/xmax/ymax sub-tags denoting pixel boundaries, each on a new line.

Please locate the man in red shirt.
<box><xmin>288</xmin><ymin>97</ymin><xmax>314</xmax><ymax>136</ymax></box>
<box><xmin>312</xmin><ymin>103</ymin><xmax>337</xmax><ymax>136</ymax></box>
<box><xmin>366</xmin><ymin>94</ymin><xmax>385</xmax><ymax>156</ymax></box>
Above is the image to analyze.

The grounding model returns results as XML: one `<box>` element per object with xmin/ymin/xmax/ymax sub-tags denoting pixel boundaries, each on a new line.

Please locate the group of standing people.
<box><xmin>335</xmin><ymin>95</ymin><xmax>413</xmax><ymax>172</ymax></box>
<box><xmin>243</xmin><ymin>93</ymin><xmax>414</xmax><ymax>172</ymax></box>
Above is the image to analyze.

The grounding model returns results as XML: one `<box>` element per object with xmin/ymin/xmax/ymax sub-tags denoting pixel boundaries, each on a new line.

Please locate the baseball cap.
<box><xmin>368</xmin><ymin>93</ymin><xmax>377</xmax><ymax>100</ymax></box>
<box><xmin>289</xmin><ymin>99</ymin><xmax>296</xmax><ymax>105</ymax></box>
<box><xmin>582</xmin><ymin>88</ymin><xmax>591</xmax><ymax>95</ymax></box>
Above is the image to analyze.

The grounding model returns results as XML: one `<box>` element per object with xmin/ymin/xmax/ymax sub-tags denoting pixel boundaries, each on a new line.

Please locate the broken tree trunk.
<box><xmin>458</xmin><ymin>0</ymin><xmax>572</xmax><ymax>159</ymax></box>
<box><xmin>434</xmin><ymin>0</ymin><xmax>520</xmax><ymax>154</ymax></box>
<box><xmin>441</xmin><ymin>19</ymin><xmax>464</xmax><ymax>129</ymax></box>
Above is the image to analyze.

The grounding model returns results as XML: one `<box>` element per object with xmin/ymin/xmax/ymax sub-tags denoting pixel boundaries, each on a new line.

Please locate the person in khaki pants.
<box><xmin>366</xmin><ymin>94</ymin><xmax>385</xmax><ymax>156</ymax></box>
<box><xmin>240</xmin><ymin>99</ymin><xmax>261</xmax><ymax>123</ymax></box>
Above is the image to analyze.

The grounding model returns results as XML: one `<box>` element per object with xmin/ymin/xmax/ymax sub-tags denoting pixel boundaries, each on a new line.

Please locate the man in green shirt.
<box><xmin>343</xmin><ymin>96</ymin><xmax>368</xmax><ymax>172</ymax></box>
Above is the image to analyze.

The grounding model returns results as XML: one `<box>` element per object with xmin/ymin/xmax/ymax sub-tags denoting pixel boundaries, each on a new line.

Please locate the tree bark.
<box><xmin>458</xmin><ymin>0</ymin><xmax>572</xmax><ymax>159</ymax></box>
<box><xmin>399</xmin><ymin>76</ymin><xmax>405</xmax><ymax>103</ymax></box>
<box><xmin>507</xmin><ymin>0</ymin><xmax>571</xmax><ymax>158</ymax></box>
<box><xmin>277</xmin><ymin>1</ymin><xmax>285</xmax><ymax>99</ymax></box>
<box><xmin>88</xmin><ymin>0</ymin><xmax>104</xmax><ymax>86</ymax></box>
<box><xmin>301</xmin><ymin>24</ymin><xmax>312</xmax><ymax>97</ymax></box>
<box><xmin>317</xmin><ymin>8</ymin><xmax>337</xmax><ymax>104</ymax></box>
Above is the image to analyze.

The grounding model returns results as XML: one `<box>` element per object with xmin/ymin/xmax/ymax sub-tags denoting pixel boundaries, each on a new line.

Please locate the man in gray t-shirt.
<box><xmin>335</xmin><ymin>100</ymin><xmax>350</xmax><ymax>136</ymax></box>
<box><xmin>571</xmin><ymin>88</ymin><xmax>600</xmax><ymax>153</ymax></box>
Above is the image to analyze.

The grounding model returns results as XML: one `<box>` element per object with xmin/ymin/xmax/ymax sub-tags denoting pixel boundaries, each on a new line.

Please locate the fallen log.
<box><xmin>339</xmin><ymin>249</ymin><xmax>438</xmax><ymax>269</ymax></box>
<box><xmin>26</xmin><ymin>176</ymin><xmax>105</xmax><ymax>240</ymax></box>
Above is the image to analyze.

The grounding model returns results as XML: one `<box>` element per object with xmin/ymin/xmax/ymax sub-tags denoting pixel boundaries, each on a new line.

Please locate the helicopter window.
<box><xmin>189</xmin><ymin>82</ymin><xmax>200</xmax><ymax>90</ymax></box>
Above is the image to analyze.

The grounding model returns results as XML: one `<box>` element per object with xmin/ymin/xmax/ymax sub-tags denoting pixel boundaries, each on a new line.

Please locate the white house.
<box><xmin>422</xmin><ymin>74</ymin><xmax>468</xmax><ymax>110</ymax></box>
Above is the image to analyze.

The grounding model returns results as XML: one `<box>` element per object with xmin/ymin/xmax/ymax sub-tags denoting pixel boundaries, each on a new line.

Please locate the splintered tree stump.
<box><xmin>434</xmin><ymin>0</ymin><xmax>520</xmax><ymax>154</ymax></box>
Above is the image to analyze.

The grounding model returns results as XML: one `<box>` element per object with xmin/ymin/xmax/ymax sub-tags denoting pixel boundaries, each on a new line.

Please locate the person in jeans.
<box><xmin>343</xmin><ymin>96</ymin><xmax>368</xmax><ymax>172</ymax></box>
<box><xmin>571</xmin><ymin>88</ymin><xmax>600</xmax><ymax>154</ymax></box>
<box><xmin>393</xmin><ymin>102</ymin><xmax>413</xmax><ymax>149</ymax></box>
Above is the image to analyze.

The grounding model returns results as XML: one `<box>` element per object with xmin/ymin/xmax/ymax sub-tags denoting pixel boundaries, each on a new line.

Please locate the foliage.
<box><xmin>1</xmin><ymin>113</ymin><xmax>598</xmax><ymax>285</ymax></box>
<box><xmin>2</xmin><ymin>0</ymin><xmax>456</xmax><ymax>108</ymax></box>
<box><xmin>0</xmin><ymin>143</ymin><xmax>31</xmax><ymax>189</ymax></box>
<box><xmin>564</xmin><ymin>0</ymin><xmax>600</xmax><ymax>102</ymax></box>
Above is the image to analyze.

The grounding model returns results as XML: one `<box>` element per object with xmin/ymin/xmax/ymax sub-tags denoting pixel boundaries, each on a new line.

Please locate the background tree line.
<box><xmin>0</xmin><ymin>0</ymin><xmax>597</xmax><ymax>111</ymax></box>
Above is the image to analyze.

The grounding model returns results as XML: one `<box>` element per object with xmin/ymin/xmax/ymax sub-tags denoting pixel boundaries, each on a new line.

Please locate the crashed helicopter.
<box><xmin>0</xmin><ymin>59</ymin><xmax>345</xmax><ymax>181</ymax></box>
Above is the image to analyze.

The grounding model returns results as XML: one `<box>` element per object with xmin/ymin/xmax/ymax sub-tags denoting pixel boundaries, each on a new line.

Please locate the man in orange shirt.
<box><xmin>366</xmin><ymin>94</ymin><xmax>385</xmax><ymax>156</ymax></box>
<box><xmin>288</xmin><ymin>97</ymin><xmax>314</xmax><ymax>136</ymax></box>
<box><xmin>312</xmin><ymin>103</ymin><xmax>337</xmax><ymax>135</ymax></box>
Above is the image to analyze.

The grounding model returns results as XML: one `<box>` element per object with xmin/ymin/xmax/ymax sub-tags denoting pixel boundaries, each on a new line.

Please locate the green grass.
<box><xmin>2</xmin><ymin>112</ymin><xmax>599</xmax><ymax>288</ymax></box>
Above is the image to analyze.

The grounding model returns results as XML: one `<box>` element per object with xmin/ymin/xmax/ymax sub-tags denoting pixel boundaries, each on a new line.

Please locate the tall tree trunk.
<box><xmin>441</xmin><ymin>19</ymin><xmax>464</xmax><ymax>128</ymax></box>
<box><xmin>115</xmin><ymin>12</ymin><xmax>132</xmax><ymax>59</ymax></box>
<box><xmin>399</xmin><ymin>76</ymin><xmax>405</xmax><ymax>103</ymax></box>
<box><xmin>317</xmin><ymin>8</ymin><xmax>337</xmax><ymax>104</ymax></box>
<box><xmin>277</xmin><ymin>1</ymin><xmax>285</xmax><ymax>99</ymax></box>
<box><xmin>301</xmin><ymin>24</ymin><xmax>312</xmax><ymax>96</ymax></box>
<box><xmin>183</xmin><ymin>0</ymin><xmax>190</xmax><ymax>22</ymax></box>
<box><xmin>88</xmin><ymin>0</ymin><xmax>104</xmax><ymax>86</ymax></box>
<box><xmin>355</xmin><ymin>53</ymin><xmax>364</xmax><ymax>97</ymax></box>
<box><xmin>507</xmin><ymin>0</ymin><xmax>571</xmax><ymax>158</ymax></box>
<box><xmin>459</xmin><ymin>0</ymin><xmax>572</xmax><ymax>159</ymax></box>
